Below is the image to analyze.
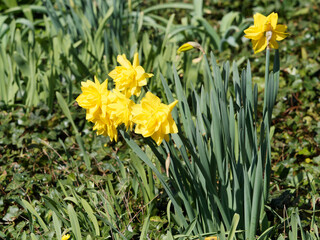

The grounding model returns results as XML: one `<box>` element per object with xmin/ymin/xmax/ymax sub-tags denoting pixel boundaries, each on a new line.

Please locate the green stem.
<box><xmin>264</xmin><ymin>49</ymin><xmax>280</xmax><ymax>204</ymax></box>
<box><xmin>142</xmin><ymin>85</ymin><xmax>149</xmax><ymax>94</ymax></box>
<box><xmin>263</xmin><ymin>48</ymin><xmax>270</xmax><ymax>119</ymax></box>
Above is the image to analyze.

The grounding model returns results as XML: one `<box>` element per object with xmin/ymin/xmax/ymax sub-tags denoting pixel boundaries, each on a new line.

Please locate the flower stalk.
<box><xmin>263</xmin><ymin>48</ymin><xmax>270</xmax><ymax>118</ymax></box>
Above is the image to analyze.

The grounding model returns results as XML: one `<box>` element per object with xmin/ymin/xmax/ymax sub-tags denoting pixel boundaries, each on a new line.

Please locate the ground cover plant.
<box><xmin>0</xmin><ymin>0</ymin><xmax>319</xmax><ymax>239</ymax></box>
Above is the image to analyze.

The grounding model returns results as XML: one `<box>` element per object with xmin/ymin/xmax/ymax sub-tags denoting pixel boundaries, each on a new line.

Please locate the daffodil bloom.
<box><xmin>107</xmin><ymin>90</ymin><xmax>135</xmax><ymax>130</ymax></box>
<box><xmin>131</xmin><ymin>92</ymin><xmax>178</xmax><ymax>145</ymax></box>
<box><xmin>62</xmin><ymin>234</ymin><xmax>70</xmax><ymax>240</ymax></box>
<box><xmin>76</xmin><ymin>77</ymin><xmax>118</xmax><ymax>141</ymax></box>
<box><xmin>244</xmin><ymin>12</ymin><xmax>288</xmax><ymax>53</ymax></box>
<box><xmin>109</xmin><ymin>53</ymin><xmax>153</xmax><ymax>97</ymax></box>
<box><xmin>92</xmin><ymin>90</ymin><xmax>118</xmax><ymax>141</ymax></box>
<box><xmin>76</xmin><ymin>76</ymin><xmax>108</xmax><ymax>122</ymax></box>
<box><xmin>91</xmin><ymin>112</ymin><xmax>118</xmax><ymax>142</ymax></box>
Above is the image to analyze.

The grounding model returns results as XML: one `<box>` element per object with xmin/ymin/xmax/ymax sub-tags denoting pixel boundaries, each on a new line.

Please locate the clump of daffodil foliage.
<box><xmin>76</xmin><ymin>53</ymin><xmax>178</xmax><ymax>145</ymax></box>
<box><xmin>125</xmin><ymin>11</ymin><xmax>291</xmax><ymax>240</ymax></box>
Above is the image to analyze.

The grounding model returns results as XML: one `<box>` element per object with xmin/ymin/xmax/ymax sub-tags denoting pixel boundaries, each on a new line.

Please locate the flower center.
<box><xmin>265</xmin><ymin>30</ymin><xmax>272</xmax><ymax>46</ymax></box>
<box><xmin>264</xmin><ymin>21</ymin><xmax>273</xmax><ymax>32</ymax></box>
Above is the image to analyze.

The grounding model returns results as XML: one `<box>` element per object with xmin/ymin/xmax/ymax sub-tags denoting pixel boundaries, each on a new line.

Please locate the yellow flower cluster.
<box><xmin>76</xmin><ymin>53</ymin><xmax>178</xmax><ymax>145</ymax></box>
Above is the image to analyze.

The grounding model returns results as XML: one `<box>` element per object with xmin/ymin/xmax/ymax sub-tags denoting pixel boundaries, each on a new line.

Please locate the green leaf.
<box><xmin>20</xmin><ymin>199</ymin><xmax>49</xmax><ymax>232</ymax></box>
<box><xmin>220</xmin><ymin>12</ymin><xmax>239</xmax><ymax>35</ymax></box>
<box><xmin>52</xmin><ymin>212</ymin><xmax>61</xmax><ymax>240</ymax></box>
<box><xmin>68</xmin><ymin>204</ymin><xmax>82</xmax><ymax>240</ymax></box>
<box><xmin>13</xmin><ymin>51</ymin><xmax>30</xmax><ymax>76</ymax></box>
<box><xmin>140</xmin><ymin>215</ymin><xmax>150</xmax><ymax>240</ymax></box>
<box><xmin>80</xmin><ymin>198</ymin><xmax>100</xmax><ymax>236</ymax></box>
<box><xmin>121</xmin><ymin>130</ymin><xmax>188</xmax><ymax>229</ymax></box>
<box><xmin>2</xmin><ymin>0</ymin><xmax>17</xmax><ymax>8</ymax></box>
<box><xmin>3</xmin><ymin>205</ymin><xmax>19</xmax><ymax>222</ymax></box>
<box><xmin>227</xmin><ymin>214</ymin><xmax>239</xmax><ymax>240</ymax></box>
<box><xmin>30</xmin><ymin>233</ymin><xmax>38</xmax><ymax>240</ymax></box>
<box><xmin>56</xmin><ymin>92</ymin><xmax>90</xmax><ymax>169</ymax></box>
<box><xmin>197</xmin><ymin>18</ymin><xmax>221</xmax><ymax>50</ymax></box>
<box><xmin>257</xmin><ymin>226</ymin><xmax>274</xmax><ymax>240</ymax></box>
<box><xmin>143</xmin><ymin>3</ymin><xmax>193</xmax><ymax>14</ymax></box>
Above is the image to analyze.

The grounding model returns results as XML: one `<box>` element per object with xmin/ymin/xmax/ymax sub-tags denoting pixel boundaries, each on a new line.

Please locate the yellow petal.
<box><xmin>134</xmin><ymin>124</ymin><xmax>144</xmax><ymax>135</ymax></box>
<box><xmin>145</xmin><ymin>73</ymin><xmax>154</xmax><ymax>78</ymax></box>
<box><xmin>161</xmin><ymin>120</ymin><xmax>170</xmax><ymax>134</ymax></box>
<box><xmin>168</xmin><ymin>100</ymin><xmax>178</xmax><ymax>111</ymax></box>
<box><xmin>132</xmin><ymin>87</ymin><xmax>141</xmax><ymax>97</ymax></box>
<box><xmin>133</xmin><ymin>53</ymin><xmax>139</xmax><ymax>68</ymax></box>
<box><xmin>275</xmin><ymin>24</ymin><xmax>287</xmax><ymax>33</ymax></box>
<box><xmin>108</xmin><ymin>69</ymin><xmax>118</xmax><ymax>79</ymax></box>
<box><xmin>274</xmin><ymin>24</ymin><xmax>289</xmax><ymax>41</ymax></box>
<box><xmin>267</xmin><ymin>12</ymin><xmax>278</xmax><ymax>29</ymax></box>
<box><xmin>145</xmin><ymin>92</ymin><xmax>161</xmax><ymax>107</ymax></box>
<box><xmin>168</xmin><ymin>117</ymin><xmax>178</xmax><ymax>133</ymax></box>
<box><xmin>75</xmin><ymin>94</ymin><xmax>87</xmax><ymax>107</ymax></box>
<box><xmin>94</xmin><ymin>76</ymin><xmax>100</xmax><ymax>85</ymax></box>
<box><xmin>137</xmin><ymin>79</ymin><xmax>147</xmax><ymax>88</ymax></box>
<box><xmin>101</xmin><ymin>79</ymin><xmax>108</xmax><ymax>90</ymax></box>
<box><xmin>135</xmin><ymin>65</ymin><xmax>146</xmax><ymax>80</ymax></box>
<box><xmin>253</xmin><ymin>13</ymin><xmax>267</xmax><ymax>27</ymax></box>
<box><xmin>269</xmin><ymin>36</ymin><xmax>279</xmax><ymax>49</ymax></box>
<box><xmin>81</xmin><ymin>80</ymin><xmax>95</xmax><ymax>88</ymax></box>
<box><xmin>117</xmin><ymin>54</ymin><xmax>132</xmax><ymax>68</ymax></box>
<box><xmin>61</xmin><ymin>234</ymin><xmax>70</xmax><ymax>240</ymax></box>
<box><xmin>252</xmin><ymin>36</ymin><xmax>267</xmax><ymax>54</ymax></box>
<box><xmin>177</xmin><ymin>42</ymin><xmax>194</xmax><ymax>53</ymax></box>
<box><xmin>151</xmin><ymin>130</ymin><xmax>164</xmax><ymax>146</ymax></box>
<box><xmin>86</xmin><ymin>106</ymin><xmax>100</xmax><ymax>122</ymax></box>
<box><xmin>244</xmin><ymin>26</ymin><xmax>264</xmax><ymax>40</ymax></box>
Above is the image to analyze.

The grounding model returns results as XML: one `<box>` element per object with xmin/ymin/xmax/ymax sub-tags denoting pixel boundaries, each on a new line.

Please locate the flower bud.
<box><xmin>177</xmin><ymin>41</ymin><xmax>202</xmax><ymax>53</ymax></box>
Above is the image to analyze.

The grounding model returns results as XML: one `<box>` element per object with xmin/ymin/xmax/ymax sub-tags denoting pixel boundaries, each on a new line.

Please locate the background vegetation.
<box><xmin>0</xmin><ymin>0</ymin><xmax>319</xmax><ymax>239</ymax></box>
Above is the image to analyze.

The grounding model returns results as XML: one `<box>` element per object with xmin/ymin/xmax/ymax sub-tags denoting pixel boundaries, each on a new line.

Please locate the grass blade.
<box><xmin>68</xmin><ymin>204</ymin><xmax>82</xmax><ymax>240</ymax></box>
<box><xmin>20</xmin><ymin>199</ymin><xmax>49</xmax><ymax>232</ymax></box>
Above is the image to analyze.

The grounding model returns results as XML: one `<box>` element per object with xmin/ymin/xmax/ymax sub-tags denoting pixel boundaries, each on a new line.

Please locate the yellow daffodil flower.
<box><xmin>109</xmin><ymin>53</ymin><xmax>153</xmax><ymax>97</ymax></box>
<box><xmin>76</xmin><ymin>76</ymin><xmax>108</xmax><ymax>122</ymax></box>
<box><xmin>76</xmin><ymin>77</ymin><xmax>118</xmax><ymax>141</ymax></box>
<box><xmin>62</xmin><ymin>234</ymin><xmax>70</xmax><ymax>240</ymax></box>
<box><xmin>91</xmin><ymin>90</ymin><xmax>118</xmax><ymax>141</ymax></box>
<box><xmin>107</xmin><ymin>90</ymin><xmax>135</xmax><ymax>131</ymax></box>
<box><xmin>91</xmin><ymin>113</ymin><xmax>118</xmax><ymax>142</ymax></box>
<box><xmin>131</xmin><ymin>92</ymin><xmax>178</xmax><ymax>145</ymax></box>
<box><xmin>244</xmin><ymin>12</ymin><xmax>288</xmax><ymax>53</ymax></box>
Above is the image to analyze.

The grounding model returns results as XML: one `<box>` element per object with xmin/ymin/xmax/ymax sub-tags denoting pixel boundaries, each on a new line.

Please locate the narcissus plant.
<box><xmin>76</xmin><ymin>53</ymin><xmax>178</xmax><ymax>146</ymax></box>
